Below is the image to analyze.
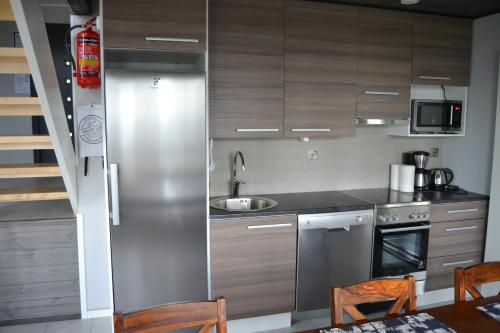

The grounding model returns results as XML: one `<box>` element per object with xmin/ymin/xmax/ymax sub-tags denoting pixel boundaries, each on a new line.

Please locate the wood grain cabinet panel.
<box><xmin>428</xmin><ymin>219</ymin><xmax>486</xmax><ymax>258</ymax></box>
<box><xmin>284</xmin><ymin>1</ymin><xmax>357</xmax><ymax>138</ymax></box>
<box><xmin>426</xmin><ymin>252</ymin><xmax>482</xmax><ymax>292</ymax></box>
<box><xmin>211</xmin><ymin>215</ymin><xmax>297</xmax><ymax>319</ymax></box>
<box><xmin>412</xmin><ymin>15</ymin><xmax>472</xmax><ymax>86</ymax></box>
<box><xmin>103</xmin><ymin>0</ymin><xmax>206</xmax><ymax>52</ymax></box>
<box><xmin>357</xmin><ymin>8</ymin><xmax>412</xmax><ymax>120</ymax></box>
<box><xmin>209</xmin><ymin>0</ymin><xmax>285</xmax><ymax>138</ymax></box>
<box><xmin>431</xmin><ymin>201</ymin><xmax>488</xmax><ymax>223</ymax></box>
<box><xmin>0</xmin><ymin>218</ymin><xmax>80</xmax><ymax>322</ymax></box>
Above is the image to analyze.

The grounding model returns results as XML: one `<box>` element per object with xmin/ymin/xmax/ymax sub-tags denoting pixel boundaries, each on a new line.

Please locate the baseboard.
<box><xmin>227</xmin><ymin>312</ymin><xmax>291</xmax><ymax>333</ymax></box>
<box><xmin>0</xmin><ymin>314</ymin><xmax>81</xmax><ymax>327</ymax></box>
<box><xmin>86</xmin><ymin>308</ymin><xmax>113</xmax><ymax>319</ymax></box>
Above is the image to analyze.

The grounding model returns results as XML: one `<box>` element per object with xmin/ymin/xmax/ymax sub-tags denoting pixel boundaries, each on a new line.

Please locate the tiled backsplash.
<box><xmin>209</xmin><ymin>127</ymin><xmax>443</xmax><ymax>196</ymax></box>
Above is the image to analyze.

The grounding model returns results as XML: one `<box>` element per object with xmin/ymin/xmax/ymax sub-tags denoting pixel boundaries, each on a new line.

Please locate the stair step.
<box><xmin>0</xmin><ymin>0</ymin><xmax>14</xmax><ymax>21</ymax></box>
<box><xmin>0</xmin><ymin>164</ymin><xmax>60</xmax><ymax>178</ymax></box>
<box><xmin>0</xmin><ymin>47</ymin><xmax>29</xmax><ymax>74</ymax></box>
<box><xmin>0</xmin><ymin>97</ymin><xmax>42</xmax><ymax>116</ymax></box>
<box><xmin>0</xmin><ymin>186</ymin><xmax>68</xmax><ymax>202</ymax></box>
<box><xmin>0</xmin><ymin>136</ymin><xmax>52</xmax><ymax>150</ymax></box>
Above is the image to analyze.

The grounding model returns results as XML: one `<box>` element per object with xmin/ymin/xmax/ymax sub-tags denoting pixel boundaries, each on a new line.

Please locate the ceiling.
<box><xmin>314</xmin><ymin>0</ymin><xmax>500</xmax><ymax>19</ymax></box>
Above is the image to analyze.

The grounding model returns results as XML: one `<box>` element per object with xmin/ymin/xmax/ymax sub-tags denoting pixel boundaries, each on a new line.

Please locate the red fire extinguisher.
<box><xmin>70</xmin><ymin>18</ymin><xmax>101</xmax><ymax>89</ymax></box>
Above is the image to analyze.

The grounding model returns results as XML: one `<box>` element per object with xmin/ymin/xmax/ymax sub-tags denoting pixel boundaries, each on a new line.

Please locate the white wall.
<box><xmin>485</xmin><ymin>58</ymin><xmax>500</xmax><ymax>264</ymax></box>
<box><xmin>441</xmin><ymin>13</ymin><xmax>500</xmax><ymax>195</ymax></box>
<box><xmin>70</xmin><ymin>13</ymin><xmax>112</xmax><ymax>315</ymax></box>
<box><xmin>210</xmin><ymin>127</ymin><xmax>443</xmax><ymax>196</ymax></box>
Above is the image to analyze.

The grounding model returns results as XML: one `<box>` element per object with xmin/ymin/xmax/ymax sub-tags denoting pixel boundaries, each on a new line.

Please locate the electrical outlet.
<box><xmin>430</xmin><ymin>147</ymin><xmax>440</xmax><ymax>158</ymax></box>
<box><xmin>307</xmin><ymin>148</ymin><xmax>319</xmax><ymax>160</ymax></box>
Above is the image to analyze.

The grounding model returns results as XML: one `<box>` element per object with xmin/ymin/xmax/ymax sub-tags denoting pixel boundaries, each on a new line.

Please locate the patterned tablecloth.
<box><xmin>476</xmin><ymin>302</ymin><xmax>500</xmax><ymax>321</ymax></box>
<box><xmin>320</xmin><ymin>313</ymin><xmax>456</xmax><ymax>333</ymax></box>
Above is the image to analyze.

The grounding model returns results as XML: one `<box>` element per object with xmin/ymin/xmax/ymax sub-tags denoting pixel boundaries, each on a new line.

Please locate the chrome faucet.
<box><xmin>232</xmin><ymin>151</ymin><xmax>245</xmax><ymax>198</ymax></box>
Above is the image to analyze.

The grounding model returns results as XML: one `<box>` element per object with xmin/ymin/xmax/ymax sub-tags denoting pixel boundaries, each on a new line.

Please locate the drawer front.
<box><xmin>426</xmin><ymin>252</ymin><xmax>482</xmax><ymax>291</ymax></box>
<box><xmin>211</xmin><ymin>215</ymin><xmax>297</xmax><ymax>319</ymax></box>
<box><xmin>428</xmin><ymin>219</ymin><xmax>486</xmax><ymax>258</ymax></box>
<box><xmin>431</xmin><ymin>200</ymin><xmax>488</xmax><ymax>223</ymax></box>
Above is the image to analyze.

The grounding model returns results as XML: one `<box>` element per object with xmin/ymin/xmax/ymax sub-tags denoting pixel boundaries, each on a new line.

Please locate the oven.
<box><xmin>411</xmin><ymin>99</ymin><xmax>463</xmax><ymax>134</ymax></box>
<box><xmin>371</xmin><ymin>202</ymin><xmax>431</xmax><ymax>295</ymax></box>
<box><xmin>372</xmin><ymin>221</ymin><xmax>430</xmax><ymax>279</ymax></box>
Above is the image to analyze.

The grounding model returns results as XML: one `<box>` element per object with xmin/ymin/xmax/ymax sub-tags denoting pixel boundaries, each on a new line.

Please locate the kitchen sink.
<box><xmin>210</xmin><ymin>196</ymin><xmax>278</xmax><ymax>212</ymax></box>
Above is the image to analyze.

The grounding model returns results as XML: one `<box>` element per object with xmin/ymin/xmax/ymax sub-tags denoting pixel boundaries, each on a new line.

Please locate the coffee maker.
<box><xmin>403</xmin><ymin>151</ymin><xmax>430</xmax><ymax>190</ymax></box>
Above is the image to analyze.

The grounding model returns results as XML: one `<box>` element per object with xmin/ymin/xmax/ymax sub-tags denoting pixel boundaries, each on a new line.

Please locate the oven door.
<box><xmin>372</xmin><ymin>221</ymin><xmax>430</xmax><ymax>278</ymax></box>
<box><xmin>411</xmin><ymin>100</ymin><xmax>460</xmax><ymax>133</ymax></box>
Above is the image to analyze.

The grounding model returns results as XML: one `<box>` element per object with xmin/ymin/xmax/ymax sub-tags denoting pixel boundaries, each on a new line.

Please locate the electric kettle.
<box><xmin>430</xmin><ymin>168</ymin><xmax>454</xmax><ymax>187</ymax></box>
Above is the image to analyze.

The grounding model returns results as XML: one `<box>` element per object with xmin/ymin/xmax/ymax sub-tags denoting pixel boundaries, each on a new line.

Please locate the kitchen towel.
<box><xmin>399</xmin><ymin>165</ymin><xmax>416</xmax><ymax>193</ymax></box>
<box><xmin>390</xmin><ymin>164</ymin><xmax>401</xmax><ymax>191</ymax></box>
<box><xmin>320</xmin><ymin>313</ymin><xmax>456</xmax><ymax>333</ymax></box>
<box><xmin>476</xmin><ymin>302</ymin><xmax>500</xmax><ymax>321</ymax></box>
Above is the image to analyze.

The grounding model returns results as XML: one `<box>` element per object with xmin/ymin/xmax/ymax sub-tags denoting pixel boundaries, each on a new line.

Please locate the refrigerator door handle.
<box><xmin>110</xmin><ymin>163</ymin><xmax>120</xmax><ymax>226</ymax></box>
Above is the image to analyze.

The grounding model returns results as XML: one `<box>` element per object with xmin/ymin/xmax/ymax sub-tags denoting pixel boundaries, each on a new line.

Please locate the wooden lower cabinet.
<box><xmin>426</xmin><ymin>252</ymin><xmax>483</xmax><ymax>292</ymax></box>
<box><xmin>426</xmin><ymin>200</ymin><xmax>488</xmax><ymax>292</ymax></box>
<box><xmin>0</xmin><ymin>218</ymin><xmax>80</xmax><ymax>322</ymax></box>
<box><xmin>210</xmin><ymin>215</ymin><xmax>297</xmax><ymax>319</ymax></box>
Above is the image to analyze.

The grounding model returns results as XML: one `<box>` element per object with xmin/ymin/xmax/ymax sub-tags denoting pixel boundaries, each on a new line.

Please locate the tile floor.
<box><xmin>0</xmin><ymin>317</ymin><xmax>112</xmax><ymax>333</ymax></box>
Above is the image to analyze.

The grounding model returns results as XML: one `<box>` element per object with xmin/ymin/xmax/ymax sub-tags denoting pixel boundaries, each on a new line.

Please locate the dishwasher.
<box><xmin>296</xmin><ymin>209</ymin><xmax>374</xmax><ymax>311</ymax></box>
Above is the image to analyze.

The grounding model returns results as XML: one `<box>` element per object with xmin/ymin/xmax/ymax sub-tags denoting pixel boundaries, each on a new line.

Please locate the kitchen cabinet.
<box><xmin>210</xmin><ymin>215</ymin><xmax>297</xmax><ymax>319</ymax></box>
<box><xmin>284</xmin><ymin>1</ymin><xmax>358</xmax><ymax>138</ymax></box>
<box><xmin>209</xmin><ymin>0</ymin><xmax>285</xmax><ymax>138</ymax></box>
<box><xmin>357</xmin><ymin>8</ymin><xmax>413</xmax><ymax>121</ymax></box>
<box><xmin>102</xmin><ymin>0</ymin><xmax>206</xmax><ymax>52</ymax></box>
<box><xmin>426</xmin><ymin>200</ymin><xmax>488</xmax><ymax>292</ymax></box>
<box><xmin>412</xmin><ymin>15</ymin><xmax>472</xmax><ymax>86</ymax></box>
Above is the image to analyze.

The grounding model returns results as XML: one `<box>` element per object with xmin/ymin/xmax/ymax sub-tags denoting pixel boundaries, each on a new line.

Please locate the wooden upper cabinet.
<box><xmin>357</xmin><ymin>8</ymin><xmax>413</xmax><ymax>121</ymax></box>
<box><xmin>412</xmin><ymin>14</ymin><xmax>472</xmax><ymax>86</ymax></box>
<box><xmin>285</xmin><ymin>1</ymin><xmax>357</xmax><ymax>138</ymax></box>
<box><xmin>209</xmin><ymin>0</ymin><xmax>285</xmax><ymax>138</ymax></box>
<box><xmin>102</xmin><ymin>0</ymin><xmax>206</xmax><ymax>52</ymax></box>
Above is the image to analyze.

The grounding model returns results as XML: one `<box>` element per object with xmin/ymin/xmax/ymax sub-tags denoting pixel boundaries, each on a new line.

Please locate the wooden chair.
<box><xmin>114</xmin><ymin>298</ymin><xmax>227</xmax><ymax>333</ymax></box>
<box><xmin>455</xmin><ymin>261</ymin><xmax>500</xmax><ymax>302</ymax></box>
<box><xmin>330</xmin><ymin>276</ymin><xmax>416</xmax><ymax>326</ymax></box>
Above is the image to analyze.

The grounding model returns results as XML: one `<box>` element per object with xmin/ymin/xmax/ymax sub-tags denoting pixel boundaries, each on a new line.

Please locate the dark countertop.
<box><xmin>210</xmin><ymin>191</ymin><xmax>374</xmax><ymax>219</ymax></box>
<box><xmin>210</xmin><ymin>188</ymin><xmax>489</xmax><ymax>219</ymax></box>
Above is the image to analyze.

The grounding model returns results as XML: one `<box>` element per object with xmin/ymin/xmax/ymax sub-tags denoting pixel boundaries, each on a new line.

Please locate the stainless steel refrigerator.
<box><xmin>105</xmin><ymin>69</ymin><xmax>207</xmax><ymax>313</ymax></box>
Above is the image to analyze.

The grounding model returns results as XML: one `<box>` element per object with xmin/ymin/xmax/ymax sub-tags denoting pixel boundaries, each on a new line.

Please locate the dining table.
<box><xmin>297</xmin><ymin>295</ymin><xmax>500</xmax><ymax>333</ymax></box>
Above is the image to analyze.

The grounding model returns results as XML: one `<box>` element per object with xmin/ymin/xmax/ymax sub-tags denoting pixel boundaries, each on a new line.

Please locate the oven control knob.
<box><xmin>423</xmin><ymin>212</ymin><xmax>430</xmax><ymax>219</ymax></box>
<box><xmin>378</xmin><ymin>215</ymin><xmax>387</xmax><ymax>223</ymax></box>
<box><xmin>356</xmin><ymin>216</ymin><xmax>363</xmax><ymax>223</ymax></box>
<box><xmin>416</xmin><ymin>213</ymin><xmax>422</xmax><ymax>219</ymax></box>
<box><xmin>392</xmin><ymin>215</ymin><xmax>400</xmax><ymax>222</ymax></box>
<box><xmin>409</xmin><ymin>212</ymin><xmax>417</xmax><ymax>219</ymax></box>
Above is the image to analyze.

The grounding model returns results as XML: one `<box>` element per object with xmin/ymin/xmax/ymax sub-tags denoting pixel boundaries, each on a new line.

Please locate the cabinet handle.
<box><xmin>291</xmin><ymin>128</ymin><xmax>331</xmax><ymax>132</ymax></box>
<box><xmin>446</xmin><ymin>226</ymin><xmax>478</xmax><ymax>232</ymax></box>
<box><xmin>236</xmin><ymin>128</ymin><xmax>280</xmax><ymax>133</ymax></box>
<box><xmin>364</xmin><ymin>91</ymin><xmax>400</xmax><ymax>96</ymax></box>
<box><xmin>109</xmin><ymin>163</ymin><xmax>120</xmax><ymax>226</ymax></box>
<box><xmin>442</xmin><ymin>259</ymin><xmax>475</xmax><ymax>267</ymax></box>
<box><xmin>247</xmin><ymin>223</ymin><xmax>293</xmax><ymax>230</ymax></box>
<box><xmin>447</xmin><ymin>208</ymin><xmax>479</xmax><ymax>214</ymax></box>
<box><xmin>419</xmin><ymin>75</ymin><xmax>451</xmax><ymax>81</ymax></box>
<box><xmin>145</xmin><ymin>36</ymin><xmax>200</xmax><ymax>43</ymax></box>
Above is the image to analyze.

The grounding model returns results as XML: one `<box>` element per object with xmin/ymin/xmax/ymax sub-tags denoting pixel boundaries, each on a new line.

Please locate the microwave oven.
<box><xmin>410</xmin><ymin>99</ymin><xmax>463</xmax><ymax>134</ymax></box>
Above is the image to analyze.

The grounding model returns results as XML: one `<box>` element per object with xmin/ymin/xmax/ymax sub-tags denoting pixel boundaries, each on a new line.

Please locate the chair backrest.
<box><xmin>455</xmin><ymin>261</ymin><xmax>500</xmax><ymax>302</ymax></box>
<box><xmin>113</xmin><ymin>298</ymin><xmax>227</xmax><ymax>333</ymax></box>
<box><xmin>330</xmin><ymin>276</ymin><xmax>416</xmax><ymax>326</ymax></box>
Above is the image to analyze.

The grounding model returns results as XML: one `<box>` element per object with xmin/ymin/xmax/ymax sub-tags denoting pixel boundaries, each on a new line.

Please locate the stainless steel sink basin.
<box><xmin>210</xmin><ymin>196</ymin><xmax>278</xmax><ymax>212</ymax></box>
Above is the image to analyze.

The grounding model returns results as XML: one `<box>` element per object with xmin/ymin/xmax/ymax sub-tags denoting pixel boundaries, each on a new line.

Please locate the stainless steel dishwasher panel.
<box><xmin>296</xmin><ymin>210</ymin><xmax>374</xmax><ymax>312</ymax></box>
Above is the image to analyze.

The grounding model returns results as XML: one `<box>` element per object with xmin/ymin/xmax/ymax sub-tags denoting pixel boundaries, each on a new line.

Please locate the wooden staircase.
<box><xmin>0</xmin><ymin>1</ymin><xmax>70</xmax><ymax>204</ymax></box>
